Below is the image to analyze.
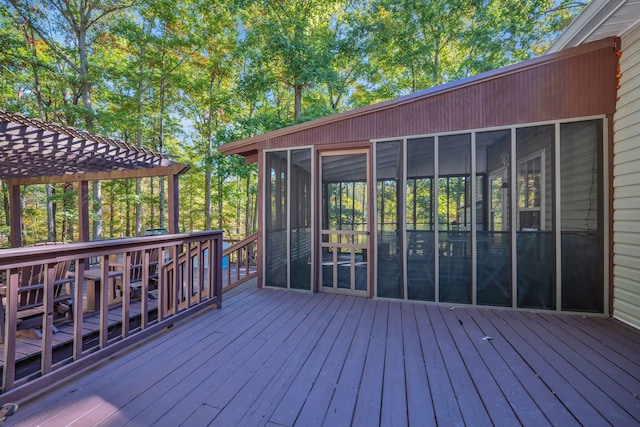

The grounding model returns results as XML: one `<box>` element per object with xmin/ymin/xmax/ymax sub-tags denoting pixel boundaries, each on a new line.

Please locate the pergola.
<box><xmin>0</xmin><ymin>109</ymin><xmax>189</xmax><ymax>247</ymax></box>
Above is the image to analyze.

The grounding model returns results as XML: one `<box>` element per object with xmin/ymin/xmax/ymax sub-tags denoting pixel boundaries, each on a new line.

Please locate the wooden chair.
<box><xmin>0</xmin><ymin>259</ymin><xmax>74</xmax><ymax>343</ymax></box>
<box><xmin>112</xmin><ymin>248</ymin><xmax>160</xmax><ymax>301</ymax></box>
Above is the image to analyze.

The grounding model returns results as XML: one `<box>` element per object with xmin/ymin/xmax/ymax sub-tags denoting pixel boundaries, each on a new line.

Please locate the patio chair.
<box><xmin>112</xmin><ymin>248</ymin><xmax>160</xmax><ymax>301</ymax></box>
<box><xmin>0</xmin><ymin>259</ymin><xmax>74</xmax><ymax>343</ymax></box>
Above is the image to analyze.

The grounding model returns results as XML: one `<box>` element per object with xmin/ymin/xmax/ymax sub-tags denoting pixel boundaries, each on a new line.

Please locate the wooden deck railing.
<box><xmin>0</xmin><ymin>231</ymin><xmax>223</xmax><ymax>402</ymax></box>
<box><xmin>223</xmin><ymin>233</ymin><xmax>258</xmax><ymax>291</ymax></box>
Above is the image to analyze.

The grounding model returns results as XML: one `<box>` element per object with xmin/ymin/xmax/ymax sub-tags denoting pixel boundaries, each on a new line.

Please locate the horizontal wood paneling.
<box><xmin>613</xmin><ymin>22</ymin><xmax>640</xmax><ymax>330</ymax></box>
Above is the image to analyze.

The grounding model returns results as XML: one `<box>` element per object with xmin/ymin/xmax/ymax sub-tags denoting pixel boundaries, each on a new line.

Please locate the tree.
<box><xmin>5</xmin><ymin>0</ymin><xmax>133</xmax><ymax>239</ymax></box>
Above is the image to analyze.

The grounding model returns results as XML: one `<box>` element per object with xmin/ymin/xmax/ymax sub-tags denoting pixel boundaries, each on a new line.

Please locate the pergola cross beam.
<box><xmin>0</xmin><ymin>110</ymin><xmax>188</xmax><ymax>247</ymax></box>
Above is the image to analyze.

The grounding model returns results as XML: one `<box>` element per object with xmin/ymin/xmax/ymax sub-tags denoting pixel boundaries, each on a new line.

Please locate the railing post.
<box><xmin>196</xmin><ymin>242</ymin><xmax>204</xmax><ymax>304</ymax></box>
<box><xmin>215</xmin><ymin>234</ymin><xmax>223</xmax><ymax>308</ymax></box>
<box><xmin>141</xmin><ymin>249</ymin><xmax>149</xmax><ymax>329</ymax></box>
<box><xmin>2</xmin><ymin>268</ymin><xmax>18</xmax><ymax>392</ymax></box>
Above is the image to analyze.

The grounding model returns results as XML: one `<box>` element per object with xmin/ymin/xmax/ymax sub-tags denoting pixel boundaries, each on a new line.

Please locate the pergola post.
<box><xmin>9</xmin><ymin>184</ymin><xmax>21</xmax><ymax>248</ymax></box>
<box><xmin>78</xmin><ymin>181</ymin><xmax>90</xmax><ymax>242</ymax></box>
<box><xmin>168</xmin><ymin>173</ymin><xmax>179</xmax><ymax>234</ymax></box>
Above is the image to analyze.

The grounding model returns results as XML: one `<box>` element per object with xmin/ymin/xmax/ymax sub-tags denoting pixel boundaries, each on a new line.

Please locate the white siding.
<box><xmin>613</xmin><ymin>23</ymin><xmax>640</xmax><ymax>329</ymax></box>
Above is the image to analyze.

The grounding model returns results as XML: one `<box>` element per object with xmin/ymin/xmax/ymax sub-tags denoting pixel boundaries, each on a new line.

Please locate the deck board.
<box><xmin>490</xmin><ymin>309</ymin><xmax>610</xmax><ymax>426</ymax></box>
<box><xmin>413</xmin><ymin>303</ymin><xmax>465</xmax><ymax>426</ymax></box>
<box><xmin>322</xmin><ymin>296</ymin><xmax>376</xmax><ymax>426</ymax></box>
<box><xmin>148</xmin><ymin>290</ymin><xmax>316</xmax><ymax>426</ymax></box>
<box><xmin>351</xmin><ymin>300</ymin><xmax>387</xmax><ymax>426</ymax></box>
<box><xmin>502</xmin><ymin>311</ymin><xmax>640</xmax><ymax>425</ymax></box>
<box><xmin>210</xmin><ymin>293</ymin><xmax>338</xmax><ymax>426</ymax></box>
<box><xmin>10</xmin><ymin>283</ymin><xmax>640</xmax><ymax>427</ymax></box>
<box><xmin>380</xmin><ymin>301</ymin><xmax>408</xmax><ymax>427</ymax></box>
<box><xmin>467</xmin><ymin>308</ymin><xmax>579</xmax><ymax>426</ymax></box>
<box><xmin>293</xmin><ymin>297</ymin><xmax>365</xmax><ymax>426</ymax></box>
<box><xmin>428</xmin><ymin>304</ymin><xmax>492</xmax><ymax>426</ymax></box>
<box><xmin>400</xmin><ymin>303</ymin><xmax>436</xmax><ymax>426</ymax></box>
<box><xmin>452</xmin><ymin>307</ymin><xmax>543</xmax><ymax>426</ymax></box>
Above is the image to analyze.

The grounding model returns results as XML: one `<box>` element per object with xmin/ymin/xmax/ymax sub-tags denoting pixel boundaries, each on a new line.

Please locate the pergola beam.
<box><xmin>0</xmin><ymin>110</ymin><xmax>189</xmax><ymax>246</ymax></box>
<box><xmin>5</xmin><ymin>162</ymin><xmax>188</xmax><ymax>186</ymax></box>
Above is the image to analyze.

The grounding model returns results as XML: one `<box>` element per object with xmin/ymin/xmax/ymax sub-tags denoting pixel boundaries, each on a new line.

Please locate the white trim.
<box><xmin>602</xmin><ymin>117</ymin><xmax>610</xmax><ymax>317</ymax></box>
<box><xmin>511</xmin><ymin>128</ymin><xmax>518</xmax><ymax>309</ymax></box>
<box><xmin>471</xmin><ymin>132</ymin><xmax>477</xmax><ymax>305</ymax></box>
<box><xmin>318</xmin><ymin>149</ymin><xmax>371</xmax><ymax>296</ymax></box>
<box><xmin>310</xmin><ymin>148</ymin><xmax>316</xmax><ymax>294</ymax></box>
<box><xmin>547</xmin><ymin>0</ymin><xmax>628</xmax><ymax>53</ymax></box>
<box><xmin>517</xmin><ymin>149</ymin><xmax>546</xmax><ymax>231</ymax></box>
<box><xmin>286</xmin><ymin>151</ymin><xmax>291</xmax><ymax>290</ymax></box>
<box><xmin>372</xmin><ymin>144</ymin><xmax>378</xmax><ymax>298</ymax></box>
<box><xmin>554</xmin><ymin>123</ymin><xmax>562</xmax><ymax>311</ymax></box>
<box><xmin>370</xmin><ymin>115</ymin><xmax>607</xmax><ymax>144</ymax></box>
<box><xmin>402</xmin><ymin>138</ymin><xmax>408</xmax><ymax>300</ymax></box>
<box><xmin>262</xmin><ymin>145</ymin><xmax>315</xmax><ymax>156</ymax></box>
<box><xmin>262</xmin><ymin>147</ymin><xmax>315</xmax><ymax>292</ymax></box>
<box><xmin>261</xmin><ymin>149</ymin><xmax>266</xmax><ymax>289</ymax></box>
<box><xmin>488</xmin><ymin>169</ymin><xmax>508</xmax><ymax>232</ymax></box>
<box><xmin>434</xmin><ymin>136</ymin><xmax>440</xmax><ymax>303</ymax></box>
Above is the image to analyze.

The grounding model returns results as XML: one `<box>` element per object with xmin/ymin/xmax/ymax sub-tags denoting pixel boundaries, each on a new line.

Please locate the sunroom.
<box><xmin>220</xmin><ymin>38</ymin><xmax>618</xmax><ymax>314</ymax></box>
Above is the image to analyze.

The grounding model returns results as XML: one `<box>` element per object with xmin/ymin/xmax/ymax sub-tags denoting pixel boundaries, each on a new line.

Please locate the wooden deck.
<box><xmin>8</xmin><ymin>281</ymin><xmax>640</xmax><ymax>426</ymax></box>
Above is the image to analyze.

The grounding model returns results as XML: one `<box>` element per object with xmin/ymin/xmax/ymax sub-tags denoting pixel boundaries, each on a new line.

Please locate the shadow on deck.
<box><xmin>9</xmin><ymin>280</ymin><xmax>640</xmax><ymax>426</ymax></box>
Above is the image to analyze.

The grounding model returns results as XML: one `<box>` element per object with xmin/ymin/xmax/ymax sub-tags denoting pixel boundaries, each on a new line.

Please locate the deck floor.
<box><xmin>8</xmin><ymin>282</ymin><xmax>640</xmax><ymax>426</ymax></box>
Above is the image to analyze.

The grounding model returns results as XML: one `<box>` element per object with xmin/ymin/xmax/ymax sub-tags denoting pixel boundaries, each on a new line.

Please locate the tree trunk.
<box><xmin>77</xmin><ymin>23</ymin><xmax>101</xmax><ymax>240</ymax></box>
<box><xmin>66</xmin><ymin>183</ymin><xmax>75</xmax><ymax>241</ymax></box>
<box><xmin>245</xmin><ymin>174</ymin><xmax>251</xmax><ymax>237</ymax></box>
<box><xmin>294</xmin><ymin>84</ymin><xmax>303</xmax><ymax>120</ymax></box>
<box><xmin>125</xmin><ymin>181</ymin><xmax>131</xmax><ymax>236</ymax></box>
<box><xmin>135</xmin><ymin>44</ymin><xmax>146</xmax><ymax>235</ymax></box>
<box><xmin>217</xmin><ymin>176</ymin><xmax>223</xmax><ymax>230</ymax></box>
<box><xmin>109</xmin><ymin>183</ymin><xmax>115</xmax><ymax>237</ymax></box>
<box><xmin>46</xmin><ymin>185</ymin><xmax>56</xmax><ymax>241</ymax></box>
<box><xmin>2</xmin><ymin>183</ymin><xmax>9</xmax><ymax>228</ymax></box>
<box><xmin>150</xmin><ymin>177</ymin><xmax>155</xmax><ymax>228</ymax></box>
<box><xmin>159</xmin><ymin>77</ymin><xmax>166</xmax><ymax>229</ymax></box>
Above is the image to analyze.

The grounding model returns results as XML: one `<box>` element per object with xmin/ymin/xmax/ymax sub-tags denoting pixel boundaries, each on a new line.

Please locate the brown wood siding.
<box><xmin>257</xmin><ymin>43</ymin><xmax>617</xmax><ymax>152</ymax></box>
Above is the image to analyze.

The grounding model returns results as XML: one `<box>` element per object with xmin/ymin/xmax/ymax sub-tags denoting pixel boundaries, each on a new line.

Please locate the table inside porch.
<box><xmin>82</xmin><ymin>269</ymin><xmax>123</xmax><ymax>313</ymax></box>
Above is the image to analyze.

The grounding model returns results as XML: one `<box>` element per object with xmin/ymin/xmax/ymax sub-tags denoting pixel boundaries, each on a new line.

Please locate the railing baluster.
<box><xmin>73</xmin><ymin>259</ymin><xmax>84</xmax><ymax>361</ymax></box>
<box><xmin>122</xmin><ymin>252</ymin><xmax>131</xmax><ymax>338</ymax></box>
<box><xmin>99</xmin><ymin>256</ymin><xmax>110</xmax><ymax>349</ymax></box>
<box><xmin>42</xmin><ymin>262</ymin><xmax>55</xmax><ymax>375</ymax></box>
<box><xmin>0</xmin><ymin>231</ymin><xmax>224</xmax><ymax>398</ymax></box>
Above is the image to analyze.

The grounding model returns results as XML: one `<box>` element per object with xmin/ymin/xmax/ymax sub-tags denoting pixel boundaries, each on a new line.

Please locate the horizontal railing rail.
<box><xmin>0</xmin><ymin>230</ymin><xmax>223</xmax><ymax>402</ymax></box>
<box><xmin>223</xmin><ymin>233</ymin><xmax>258</xmax><ymax>291</ymax></box>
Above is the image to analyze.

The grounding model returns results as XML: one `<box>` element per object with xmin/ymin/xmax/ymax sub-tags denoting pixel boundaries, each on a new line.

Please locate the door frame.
<box><xmin>315</xmin><ymin>145</ymin><xmax>374</xmax><ymax>296</ymax></box>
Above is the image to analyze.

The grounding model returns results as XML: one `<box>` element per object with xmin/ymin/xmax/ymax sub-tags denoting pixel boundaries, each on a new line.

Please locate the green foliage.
<box><xmin>0</xmin><ymin>0</ymin><xmax>585</xmax><ymax>246</ymax></box>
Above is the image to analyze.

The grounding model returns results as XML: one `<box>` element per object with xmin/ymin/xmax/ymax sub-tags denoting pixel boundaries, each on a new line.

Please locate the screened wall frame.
<box><xmin>316</xmin><ymin>145</ymin><xmax>374</xmax><ymax>296</ymax></box>
<box><xmin>262</xmin><ymin>146</ymin><xmax>315</xmax><ymax>292</ymax></box>
<box><xmin>371</xmin><ymin>115</ymin><xmax>609</xmax><ymax>314</ymax></box>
